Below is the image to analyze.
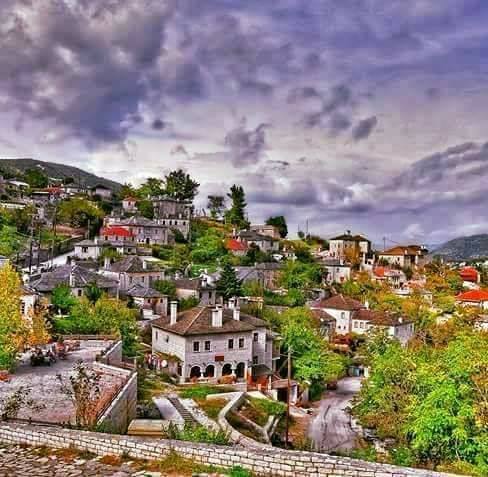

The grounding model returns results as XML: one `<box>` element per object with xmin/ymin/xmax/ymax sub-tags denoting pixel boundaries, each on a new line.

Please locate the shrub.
<box><xmin>165</xmin><ymin>422</ymin><xmax>230</xmax><ymax>445</ymax></box>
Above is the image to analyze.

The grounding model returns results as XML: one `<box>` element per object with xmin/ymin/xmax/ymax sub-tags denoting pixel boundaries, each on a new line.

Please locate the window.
<box><xmin>253</xmin><ymin>332</ymin><xmax>259</xmax><ymax>342</ymax></box>
<box><xmin>341</xmin><ymin>312</ymin><xmax>345</xmax><ymax>320</ymax></box>
<box><xmin>82</xmin><ymin>247</ymin><xmax>88</xmax><ymax>253</ymax></box>
<box><xmin>193</xmin><ymin>341</ymin><xmax>200</xmax><ymax>352</ymax></box>
<box><xmin>155</xmin><ymin>331</ymin><xmax>158</xmax><ymax>340</ymax></box>
<box><xmin>360</xmin><ymin>322</ymin><xmax>364</xmax><ymax>329</ymax></box>
<box><xmin>238</xmin><ymin>338</ymin><xmax>245</xmax><ymax>349</ymax></box>
<box><xmin>165</xmin><ymin>334</ymin><xmax>169</xmax><ymax>343</ymax></box>
<box><xmin>265</xmin><ymin>343</ymin><xmax>268</xmax><ymax>352</ymax></box>
<box><xmin>353</xmin><ymin>321</ymin><xmax>358</xmax><ymax>329</ymax></box>
<box><xmin>228</xmin><ymin>339</ymin><xmax>234</xmax><ymax>350</ymax></box>
<box><xmin>77</xmin><ymin>289</ymin><xmax>82</xmax><ymax>297</ymax></box>
<box><xmin>204</xmin><ymin>341</ymin><xmax>211</xmax><ymax>351</ymax></box>
<box><xmin>252</xmin><ymin>356</ymin><xmax>258</xmax><ymax>365</ymax></box>
<box><xmin>20</xmin><ymin>302</ymin><xmax>25</xmax><ymax>315</ymax></box>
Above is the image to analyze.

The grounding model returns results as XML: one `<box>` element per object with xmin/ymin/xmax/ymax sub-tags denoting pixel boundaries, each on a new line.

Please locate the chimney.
<box><xmin>233</xmin><ymin>306</ymin><xmax>240</xmax><ymax>321</ymax></box>
<box><xmin>229</xmin><ymin>297</ymin><xmax>235</xmax><ymax>309</ymax></box>
<box><xmin>365</xmin><ymin>300</ymin><xmax>370</xmax><ymax>310</ymax></box>
<box><xmin>142</xmin><ymin>259</ymin><xmax>147</xmax><ymax>270</ymax></box>
<box><xmin>69</xmin><ymin>266</ymin><xmax>75</xmax><ymax>288</ymax></box>
<box><xmin>212</xmin><ymin>305</ymin><xmax>223</xmax><ymax>327</ymax></box>
<box><xmin>94</xmin><ymin>237</ymin><xmax>98</xmax><ymax>245</ymax></box>
<box><xmin>170</xmin><ymin>301</ymin><xmax>178</xmax><ymax>325</ymax></box>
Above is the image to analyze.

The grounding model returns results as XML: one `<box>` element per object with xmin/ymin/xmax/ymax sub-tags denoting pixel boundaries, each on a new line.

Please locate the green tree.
<box><xmin>207</xmin><ymin>195</ymin><xmax>226</xmax><ymax>219</ymax></box>
<box><xmin>57</xmin><ymin>198</ymin><xmax>103</xmax><ymax>228</ymax></box>
<box><xmin>279</xmin><ymin>260</ymin><xmax>322</xmax><ymax>289</ymax></box>
<box><xmin>0</xmin><ymin>225</ymin><xmax>24</xmax><ymax>257</ymax></box>
<box><xmin>24</xmin><ymin>167</ymin><xmax>48</xmax><ymax>188</ymax></box>
<box><xmin>51</xmin><ymin>284</ymin><xmax>78</xmax><ymax>314</ymax></box>
<box><xmin>0</xmin><ymin>264</ymin><xmax>27</xmax><ymax>370</ymax></box>
<box><xmin>153</xmin><ymin>279</ymin><xmax>177</xmax><ymax>300</ymax></box>
<box><xmin>85</xmin><ymin>282</ymin><xmax>103</xmax><ymax>304</ymax></box>
<box><xmin>165</xmin><ymin>169</ymin><xmax>199</xmax><ymax>201</ymax></box>
<box><xmin>190</xmin><ymin>228</ymin><xmax>226</xmax><ymax>263</ymax></box>
<box><xmin>136</xmin><ymin>199</ymin><xmax>154</xmax><ymax>219</ymax></box>
<box><xmin>225</xmin><ymin>185</ymin><xmax>249</xmax><ymax>229</ymax></box>
<box><xmin>265</xmin><ymin>215</ymin><xmax>288</xmax><ymax>238</ymax></box>
<box><xmin>138</xmin><ymin>177</ymin><xmax>165</xmax><ymax>197</ymax></box>
<box><xmin>216</xmin><ymin>261</ymin><xmax>242</xmax><ymax>300</ymax></box>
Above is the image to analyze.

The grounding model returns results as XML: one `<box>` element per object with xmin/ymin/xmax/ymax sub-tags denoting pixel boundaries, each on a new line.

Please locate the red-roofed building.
<box><xmin>459</xmin><ymin>267</ymin><xmax>480</xmax><ymax>284</ymax></box>
<box><xmin>101</xmin><ymin>226</ymin><xmax>135</xmax><ymax>241</ymax></box>
<box><xmin>225</xmin><ymin>238</ymin><xmax>248</xmax><ymax>257</ymax></box>
<box><xmin>456</xmin><ymin>290</ymin><xmax>488</xmax><ymax>309</ymax></box>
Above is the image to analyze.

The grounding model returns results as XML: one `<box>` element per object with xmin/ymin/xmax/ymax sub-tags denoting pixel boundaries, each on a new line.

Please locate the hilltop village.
<box><xmin>0</xmin><ymin>164</ymin><xmax>487</xmax><ymax>477</ymax></box>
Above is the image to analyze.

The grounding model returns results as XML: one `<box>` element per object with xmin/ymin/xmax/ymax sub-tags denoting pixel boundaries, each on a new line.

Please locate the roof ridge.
<box><xmin>181</xmin><ymin>306</ymin><xmax>207</xmax><ymax>333</ymax></box>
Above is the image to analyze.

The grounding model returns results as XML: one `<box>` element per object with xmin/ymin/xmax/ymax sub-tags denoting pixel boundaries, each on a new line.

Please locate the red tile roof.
<box><xmin>123</xmin><ymin>196</ymin><xmax>138</xmax><ymax>202</ymax></box>
<box><xmin>457</xmin><ymin>290</ymin><xmax>488</xmax><ymax>302</ymax></box>
<box><xmin>101</xmin><ymin>226</ymin><xmax>134</xmax><ymax>238</ymax></box>
<box><xmin>225</xmin><ymin>238</ymin><xmax>248</xmax><ymax>252</ymax></box>
<box><xmin>380</xmin><ymin>245</ymin><xmax>426</xmax><ymax>256</ymax></box>
<box><xmin>459</xmin><ymin>267</ymin><xmax>479</xmax><ymax>282</ymax></box>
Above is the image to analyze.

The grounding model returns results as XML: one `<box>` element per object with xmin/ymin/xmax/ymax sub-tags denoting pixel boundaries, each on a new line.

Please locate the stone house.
<box><xmin>30</xmin><ymin>262</ymin><xmax>119</xmax><ymax>300</ymax></box>
<box><xmin>151</xmin><ymin>301</ymin><xmax>277</xmax><ymax>383</ymax></box>
<box><xmin>20</xmin><ymin>285</ymin><xmax>39</xmax><ymax>322</ymax></box>
<box><xmin>104</xmin><ymin>255</ymin><xmax>166</xmax><ymax>291</ymax></box>
<box><xmin>122</xmin><ymin>196</ymin><xmax>138</xmax><ymax>213</ymax></box>
<box><xmin>237</xmin><ymin>230</ymin><xmax>280</xmax><ymax>253</ymax></box>
<box><xmin>311</xmin><ymin>294</ymin><xmax>414</xmax><ymax>345</ymax></box>
<box><xmin>225</xmin><ymin>238</ymin><xmax>248</xmax><ymax>257</ymax></box>
<box><xmin>90</xmin><ymin>184</ymin><xmax>112</xmax><ymax>199</ymax></box>
<box><xmin>250</xmin><ymin>224</ymin><xmax>281</xmax><ymax>240</ymax></box>
<box><xmin>0</xmin><ymin>255</ymin><xmax>9</xmax><ymax>268</ymax></box>
<box><xmin>377</xmin><ymin>245</ymin><xmax>428</xmax><ymax>268</ymax></box>
<box><xmin>319</xmin><ymin>259</ymin><xmax>351</xmax><ymax>284</ymax></box>
<box><xmin>125</xmin><ymin>283</ymin><xmax>168</xmax><ymax>316</ymax></box>
<box><xmin>173</xmin><ymin>277</ymin><xmax>217</xmax><ymax>305</ymax></box>
<box><xmin>74</xmin><ymin>238</ymin><xmax>138</xmax><ymax>260</ymax></box>
<box><xmin>329</xmin><ymin>231</ymin><xmax>371</xmax><ymax>265</ymax></box>
<box><xmin>151</xmin><ymin>196</ymin><xmax>192</xmax><ymax>239</ymax></box>
<box><xmin>104</xmin><ymin>216</ymin><xmax>174</xmax><ymax>246</ymax></box>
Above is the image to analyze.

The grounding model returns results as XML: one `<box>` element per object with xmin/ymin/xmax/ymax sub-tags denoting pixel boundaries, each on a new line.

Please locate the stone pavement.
<box><xmin>0</xmin><ymin>444</ymin><xmax>150</xmax><ymax>476</ymax></box>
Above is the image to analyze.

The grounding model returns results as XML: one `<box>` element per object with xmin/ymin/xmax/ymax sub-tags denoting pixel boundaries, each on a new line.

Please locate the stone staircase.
<box><xmin>167</xmin><ymin>396</ymin><xmax>198</xmax><ymax>425</ymax></box>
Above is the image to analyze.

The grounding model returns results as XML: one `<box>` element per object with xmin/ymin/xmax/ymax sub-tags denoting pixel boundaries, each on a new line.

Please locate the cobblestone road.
<box><xmin>0</xmin><ymin>445</ymin><xmax>153</xmax><ymax>476</ymax></box>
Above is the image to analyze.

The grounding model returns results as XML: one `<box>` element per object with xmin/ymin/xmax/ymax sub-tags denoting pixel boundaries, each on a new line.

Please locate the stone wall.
<box><xmin>99</xmin><ymin>340</ymin><xmax>123</xmax><ymax>366</ymax></box>
<box><xmin>94</xmin><ymin>364</ymin><xmax>137</xmax><ymax>434</ymax></box>
<box><xmin>0</xmin><ymin>422</ymin><xmax>459</xmax><ymax>477</ymax></box>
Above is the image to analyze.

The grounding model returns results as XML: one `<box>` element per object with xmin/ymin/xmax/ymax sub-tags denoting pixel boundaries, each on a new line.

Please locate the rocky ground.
<box><xmin>0</xmin><ymin>444</ymin><xmax>228</xmax><ymax>477</ymax></box>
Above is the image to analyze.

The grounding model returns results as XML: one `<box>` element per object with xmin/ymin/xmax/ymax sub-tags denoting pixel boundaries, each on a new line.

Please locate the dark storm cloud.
<box><xmin>351</xmin><ymin>116</ymin><xmax>378</xmax><ymax>141</ymax></box>
<box><xmin>224</xmin><ymin>120</ymin><xmax>270</xmax><ymax>167</ymax></box>
<box><xmin>152</xmin><ymin>119</ymin><xmax>166</xmax><ymax>131</ymax></box>
<box><xmin>328</xmin><ymin>113</ymin><xmax>352</xmax><ymax>135</ymax></box>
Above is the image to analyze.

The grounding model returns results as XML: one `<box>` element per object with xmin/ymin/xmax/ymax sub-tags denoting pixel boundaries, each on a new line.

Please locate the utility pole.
<box><xmin>28</xmin><ymin>215</ymin><xmax>34</xmax><ymax>275</ymax></box>
<box><xmin>36</xmin><ymin>223</ymin><xmax>42</xmax><ymax>268</ymax></box>
<box><xmin>383</xmin><ymin>236</ymin><xmax>386</xmax><ymax>251</ymax></box>
<box><xmin>285</xmin><ymin>347</ymin><xmax>292</xmax><ymax>449</ymax></box>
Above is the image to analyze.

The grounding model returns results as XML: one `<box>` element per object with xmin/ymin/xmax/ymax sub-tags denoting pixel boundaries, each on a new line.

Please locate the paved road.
<box><xmin>308</xmin><ymin>377</ymin><xmax>362</xmax><ymax>453</ymax></box>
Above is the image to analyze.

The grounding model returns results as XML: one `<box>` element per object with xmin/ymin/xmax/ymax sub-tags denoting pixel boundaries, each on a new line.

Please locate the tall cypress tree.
<box><xmin>216</xmin><ymin>261</ymin><xmax>242</xmax><ymax>300</ymax></box>
<box><xmin>226</xmin><ymin>184</ymin><xmax>249</xmax><ymax>229</ymax></box>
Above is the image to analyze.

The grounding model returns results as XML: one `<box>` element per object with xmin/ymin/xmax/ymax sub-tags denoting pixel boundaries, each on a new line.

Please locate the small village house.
<box><xmin>456</xmin><ymin>290</ymin><xmax>488</xmax><ymax>310</ymax></box>
<box><xmin>377</xmin><ymin>245</ymin><xmax>428</xmax><ymax>268</ymax></box>
<box><xmin>173</xmin><ymin>277</ymin><xmax>217</xmax><ymax>305</ymax></box>
<box><xmin>328</xmin><ymin>231</ymin><xmax>371</xmax><ymax>265</ymax></box>
<box><xmin>151</xmin><ymin>300</ymin><xmax>277</xmax><ymax>384</ymax></box>
<box><xmin>250</xmin><ymin>224</ymin><xmax>281</xmax><ymax>240</ymax></box>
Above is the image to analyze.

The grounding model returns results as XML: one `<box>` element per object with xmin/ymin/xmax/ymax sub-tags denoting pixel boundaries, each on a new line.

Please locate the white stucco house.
<box><xmin>151</xmin><ymin>301</ymin><xmax>278</xmax><ymax>384</ymax></box>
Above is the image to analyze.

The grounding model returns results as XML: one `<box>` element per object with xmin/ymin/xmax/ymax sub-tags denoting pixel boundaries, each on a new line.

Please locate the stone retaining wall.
<box><xmin>0</xmin><ymin>422</ymin><xmax>459</xmax><ymax>477</ymax></box>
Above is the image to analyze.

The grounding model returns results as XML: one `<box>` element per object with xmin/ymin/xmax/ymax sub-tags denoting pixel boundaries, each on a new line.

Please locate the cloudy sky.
<box><xmin>1</xmin><ymin>0</ymin><xmax>488</xmax><ymax>244</ymax></box>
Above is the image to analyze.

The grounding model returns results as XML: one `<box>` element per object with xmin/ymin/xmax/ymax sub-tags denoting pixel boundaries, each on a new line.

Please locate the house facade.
<box><xmin>173</xmin><ymin>277</ymin><xmax>217</xmax><ymax>305</ymax></box>
<box><xmin>378</xmin><ymin>245</ymin><xmax>428</xmax><ymax>268</ymax></box>
<box><xmin>104</xmin><ymin>255</ymin><xmax>166</xmax><ymax>291</ymax></box>
<box><xmin>311</xmin><ymin>293</ymin><xmax>414</xmax><ymax>345</ymax></box>
<box><xmin>122</xmin><ymin>196</ymin><xmax>138</xmax><ymax>213</ymax></box>
<box><xmin>90</xmin><ymin>184</ymin><xmax>112</xmax><ymax>199</ymax></box>
<box><xmin>329</xmin><ymin>231</ymin><xmax>371</xmax><ymax>264</ymax></box>
<box><xmin>237</xmin><ymin>230</ymin><xmax>280</xmax><ymax>253</ymax></box>
<box><xmin>74</xmin><ymin>238</ymin><xmax>138</xmax><ymax>260</ymax></box>
<box><xmin>456</xmin><ymin>290</ymin><xmax>488</xmax><ymax>310</ymax></box>
<box><xmin>151</xmin><ymin>196</ymin><xmax>192</xmax><ymax>239</ymax></box>
<box><xmin>151</xmin><ymin>302</ymin><xmax>277</xmax><ymax>383</ymax></box>
<box><xmin>250</xmin><ymin>224</ymin><xmax>281</xmax><ymax>240</ymax></box>
<box><xmin>320</xmin><ymin>259</ymin><xmax>351</xmax><ymax>284</ymax></box>
<box><xmin>104</xmin><ymin>215</ymin><xmax>174</xmax><ymax>246</ymax></box>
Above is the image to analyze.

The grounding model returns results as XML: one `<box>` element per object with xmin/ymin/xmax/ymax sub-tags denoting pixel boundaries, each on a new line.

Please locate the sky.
<box><xmin>1</xmin><ymin>0</ymin><xmax>488</xmax><ymax>245</ymax></box>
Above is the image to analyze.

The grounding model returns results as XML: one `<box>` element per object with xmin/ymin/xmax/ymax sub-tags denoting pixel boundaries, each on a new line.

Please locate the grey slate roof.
<box><xmin>126</xmin><ymin>283</ymin><xmax>165</xmax><ymax>298</ymax></box>
<box><xmin>30</xmin><ymin>264</ymin><xmax>118</xmax><ymax>292</ymax></box>
<box><xmin>109</xmin><ymin>255</ymin><xmax>162</xmax><ymax>273</ymax></box>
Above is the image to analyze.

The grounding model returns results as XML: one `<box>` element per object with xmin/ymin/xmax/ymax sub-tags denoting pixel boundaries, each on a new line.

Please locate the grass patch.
<box><xmin>156</xmin><ymin>450</ymin><xmax>229</xmax><ymax>476</ymax></box>
<box><xmin>137</xmin><ymin>369</ymin><xmax>174</xmax><ymax>401</ymax></box>
<box><xmin>226</xmin><ymin>411</ymin><xmax>267</xmax><ymax>443</ymax></box>
<box><xmin>178</xmin><ymin>384</ymin><xmax>234</xmax><ymax>400</ymax></box>
<box><xmin>240</xmin><ymin>397</ymin><xmax>286</xmax><ymax>427</ymax></box>
<box><xmin>196</xmin><ymin>397</ymin><xmax>229</xmax><ymax>419</ymax></box>
<box><xmin>164</xmin><ymin>422</ymin><xmax>231</xmax><ymax>445</ymax></box>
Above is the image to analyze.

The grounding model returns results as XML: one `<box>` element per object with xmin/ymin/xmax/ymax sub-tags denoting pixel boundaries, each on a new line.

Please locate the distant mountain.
<box><xmin>0</xmin><ymin>158</ymin><xmax>122</xmax><ymax>191</ymax></box>
<box><xmin>433</xmin><ymin>234</ymin><xmax>488</xmax><ymax>260</ymax></box>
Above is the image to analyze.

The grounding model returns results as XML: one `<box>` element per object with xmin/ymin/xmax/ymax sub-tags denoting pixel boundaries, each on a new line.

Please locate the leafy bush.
<box><xmin>179</xmin><ymin>385</ymin><xmax>233</xmax><ymax>400</ymax></box>
<box><xmin>165</xmin><ymin>422</ymin><xmax>230</xmax><ymax>445</ymax></box>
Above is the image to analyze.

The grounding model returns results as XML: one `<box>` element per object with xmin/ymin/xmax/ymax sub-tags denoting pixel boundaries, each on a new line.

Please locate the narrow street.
<box><xmin>307</xmin><ymin>377</ymin><xmax>362</xmax><ymax>453</ymax></box>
